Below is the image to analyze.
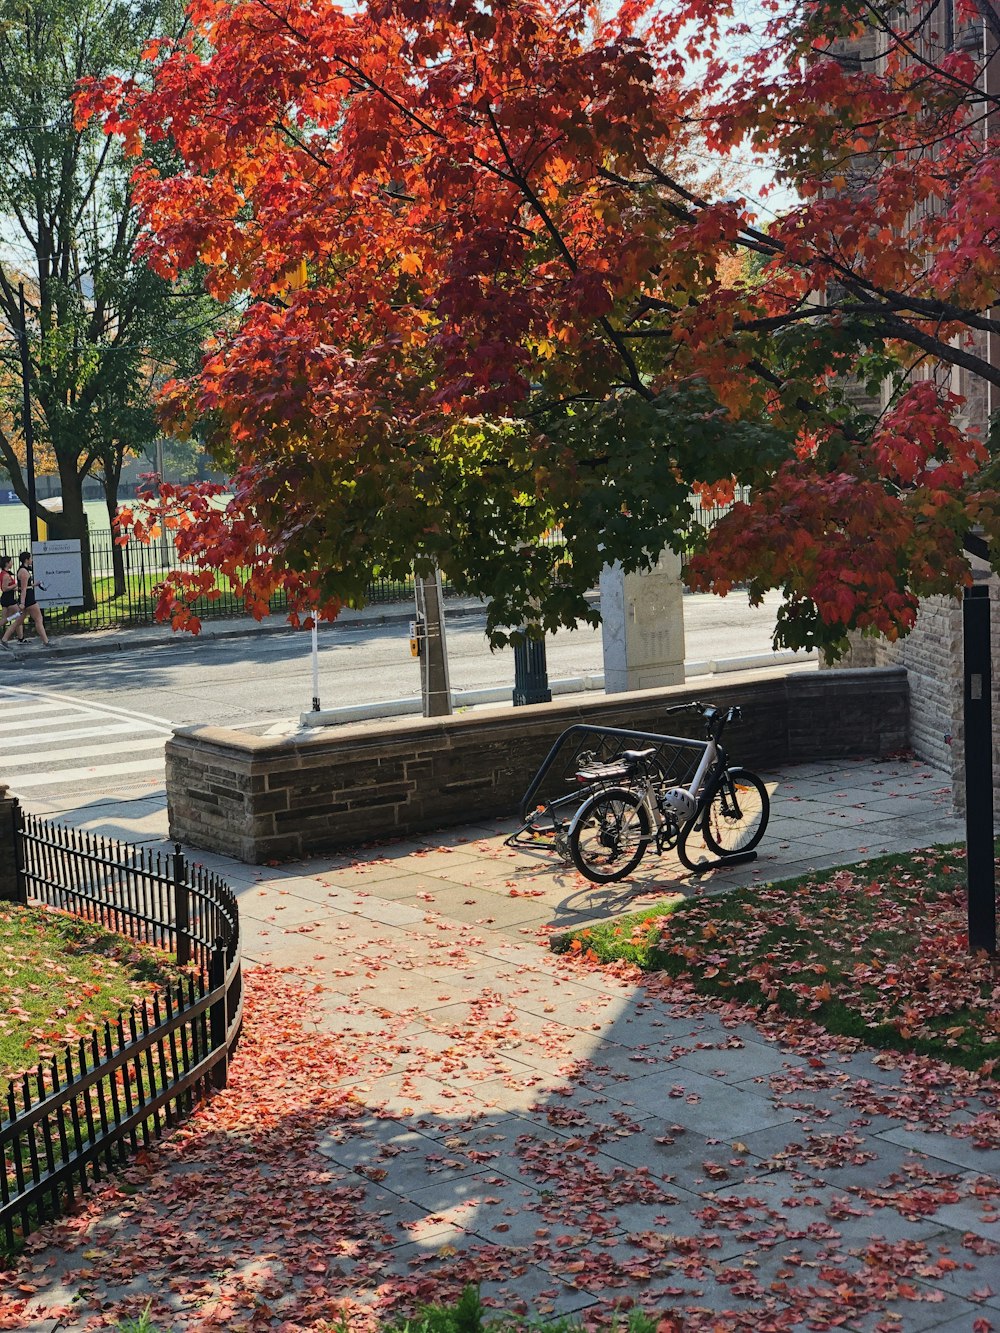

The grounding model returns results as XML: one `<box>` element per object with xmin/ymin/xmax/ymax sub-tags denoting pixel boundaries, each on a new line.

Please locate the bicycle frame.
<box><xmin>507</xmin><ymin>722</ymin><xmax>710</xmax><ymax>856</ymax></box>
<box><xmin>566</xmin><ymin>707</ymin><xmax>760</xmax><ymax>873</ymax></box>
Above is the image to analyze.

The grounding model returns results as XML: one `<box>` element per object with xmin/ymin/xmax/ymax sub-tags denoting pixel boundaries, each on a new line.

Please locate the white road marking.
<box><xmin>0</xmin><ymin>684</ymin><xmax>173</xmax><ymax>792</ymax></box>
<box><xmin>1</xmin><ymin>721</ymin><xmax>162</xmax><ymax>750</ymax></box>
<box><xmin>3</xmin><ymin>736</ymin><xmax>165</xmax><ymax>769</ymax></box>
<box><xmin>6</xmin><ymin>758</ymin><xmax>166</xmax><ymax>789</ymax></box>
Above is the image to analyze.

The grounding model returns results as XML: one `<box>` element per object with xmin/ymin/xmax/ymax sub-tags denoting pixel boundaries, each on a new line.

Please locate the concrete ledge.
<box><xmin>166</xmin><ymin>666</ymin><xmax>908</xmax><ymax>862</ymax></box>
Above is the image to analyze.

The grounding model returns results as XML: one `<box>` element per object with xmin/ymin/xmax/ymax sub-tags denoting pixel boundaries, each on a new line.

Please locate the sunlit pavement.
<box><xmin>13</xmin><ymin>755</ymin><xmax>1000</xmax><ymax>1332</ymax></box>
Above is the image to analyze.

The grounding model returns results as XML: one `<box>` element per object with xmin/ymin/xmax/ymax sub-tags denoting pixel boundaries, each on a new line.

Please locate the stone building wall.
<box><xmin>829</xmin><ymin>574</ymin><xmax>1000</xmax><ymax>812</ymax></box>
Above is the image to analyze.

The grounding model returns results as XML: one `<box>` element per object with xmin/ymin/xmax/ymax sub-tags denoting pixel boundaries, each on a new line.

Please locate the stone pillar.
<box><xmin>600</xmin><ymin>548</ymin><xmax>686</xmax><ymax>694</ymax></box>
<box><xmin>0</xmin><ymin>784</ymin><xmax>25</xmax><ymax>904</ymax></box>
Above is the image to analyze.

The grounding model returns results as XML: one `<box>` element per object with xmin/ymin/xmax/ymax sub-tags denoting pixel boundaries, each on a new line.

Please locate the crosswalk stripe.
<box><xmin>0</xmin><ymin>685</ymin><xmax>174</xmax><ymax>792</ymax></box>
<box><xmin>0</xmin><ymin>695</ymin><xmax>80</xmax><ymax>714</ymax></box>
<box><xmin>2</xmin><ymin>721</ymin><xmax>163</xmax><ymax>751</ymax></box>
<box><xmin>3</xmin><ymin>736</ymin><xmax>165</xmax><ymax>769</ymax></box>
<box><xmin>0</xmin><ymin>684</ymin><xmax>173</xmax><ymax>732</ymax></box>
<box><xmin>0</xmin><ymin>711</ymin><xmax>106</xmax><ymax>735</ymax></box>
<box><xmin>5</xmin><ymin>757</ymin><xmax>166</xmax><ymax>789</ymax></box>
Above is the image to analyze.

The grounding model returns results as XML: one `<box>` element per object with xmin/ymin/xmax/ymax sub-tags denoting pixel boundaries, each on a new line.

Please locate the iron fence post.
<box><xmin>173</xmin><ymin>843</ymin><xmax>190</xmax><ymax>967</ymax></box>
<box><xmin>209</xmin><ymin>938</ymin><xmax>228</xmax><ymax>1090</ymax></box>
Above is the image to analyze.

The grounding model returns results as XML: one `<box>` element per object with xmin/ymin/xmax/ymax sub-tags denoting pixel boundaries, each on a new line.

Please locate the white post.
<box><xmin>310</xmin><ymin>621</ymin><xmax>320</xmax><ymax>712</ymax></box>
<box><xmin>155</xmin><ymin>438</ymin><xmax>170</xmax><ymax>570</ymax></box>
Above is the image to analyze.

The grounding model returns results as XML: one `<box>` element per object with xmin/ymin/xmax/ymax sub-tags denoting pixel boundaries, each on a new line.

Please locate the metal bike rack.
<box><xmin>506</xmin><ymin>722</ymin><xmax>758</xmax><ymax>873</ymax></box>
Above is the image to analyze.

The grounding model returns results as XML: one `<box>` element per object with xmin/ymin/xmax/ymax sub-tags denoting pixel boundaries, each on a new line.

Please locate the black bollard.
<box><xmin>513</xmin><ymin>634</ymin><xmax>552</xmax><ymax>707</ymax></box>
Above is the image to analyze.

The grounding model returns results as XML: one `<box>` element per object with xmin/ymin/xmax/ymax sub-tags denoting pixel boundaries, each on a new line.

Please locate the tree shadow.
<box><xmin>5</xmin><ymin>929</ymin><xmax>997</xmax><ymax>1332</ymax></box>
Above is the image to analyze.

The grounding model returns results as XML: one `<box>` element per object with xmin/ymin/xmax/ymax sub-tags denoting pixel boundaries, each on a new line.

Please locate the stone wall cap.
<box><xmin>170</xmin><ymin>724</ymin><xmax>294</xmax><ymax>755</ymax></box>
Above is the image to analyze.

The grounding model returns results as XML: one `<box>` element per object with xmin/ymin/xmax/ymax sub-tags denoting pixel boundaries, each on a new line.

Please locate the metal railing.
<box><xmin>1</xmin><ymin>812</ymin><xmax>242</xmax><ymax>1251</ymax></box>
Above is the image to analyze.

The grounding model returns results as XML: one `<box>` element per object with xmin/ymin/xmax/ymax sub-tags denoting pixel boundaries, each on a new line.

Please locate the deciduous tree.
<box><xmin>0</xmin><ymin>0</ymin><xmax>219</xmax><ymax>598</ymax></box>
<box><xmin>83</xmin><ymin>0</ymin><xmax>1000</xmax><ymax>652</ymax></box>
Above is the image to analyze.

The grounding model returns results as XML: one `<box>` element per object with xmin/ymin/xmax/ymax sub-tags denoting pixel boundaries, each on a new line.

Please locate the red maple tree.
<box><xmin>77</xmin><ymin>0</ymin><xmax>1000</xmax><ymax>652</ymax></box>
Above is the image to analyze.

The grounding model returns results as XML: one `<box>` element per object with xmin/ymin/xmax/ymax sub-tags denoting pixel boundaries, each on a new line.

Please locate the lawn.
<box><xmin>0</xmin><ymin>901</ymin><xmax>177</xmax><ymax>1084</ymax></box>
<box><xmin>552</xmin><ymin>843</ymin><xmax>1000</xmax><ymax>1075</ymax></box>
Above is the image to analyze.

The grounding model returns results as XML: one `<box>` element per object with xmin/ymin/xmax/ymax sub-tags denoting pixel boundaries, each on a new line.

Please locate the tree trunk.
<box><xmin>45</xmin><ymin>461</ymin><xmax>95</xmax><ymax>610</ymax></box>
<box><xmin>103</xmin><ymin>473</ymin><xmax>126</xmax><ymax>598</ymax></box>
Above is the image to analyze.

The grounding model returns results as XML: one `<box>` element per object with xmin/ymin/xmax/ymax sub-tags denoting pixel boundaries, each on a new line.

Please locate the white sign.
<box><xmin>31</xmin><ymin>539</ymin><xmax>84</xmax><ymax>608</ymax></box>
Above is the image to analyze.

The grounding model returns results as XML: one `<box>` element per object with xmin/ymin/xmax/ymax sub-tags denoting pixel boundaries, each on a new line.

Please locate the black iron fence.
<box><xmin>0</xmin><ymin>492</ymin><xmax>742</xmax><ymax>635</ymax></box>
<box><xmin>0</xmin><ymin>530</ymin><xmax>425</xmax><ymax>634</ymax></box>
<box><xmin>1</xmin><ymin>812</ymin><xmax>242</xmax><ymax>1251</ymax></box>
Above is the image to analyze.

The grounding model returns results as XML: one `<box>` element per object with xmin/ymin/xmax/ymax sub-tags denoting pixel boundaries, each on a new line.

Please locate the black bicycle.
<box><xmin>566</xmin><ymin>703</ymin><xmax>769</xmax><ymax>883</ymax></box>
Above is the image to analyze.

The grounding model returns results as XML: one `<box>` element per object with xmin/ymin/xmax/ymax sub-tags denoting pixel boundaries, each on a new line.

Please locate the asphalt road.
<box><xmin>12</xmin><ymin>590</ymin><xmax>790</xmax><ymax>723</ymax></box>
<box><xmin>1</xmin><ymin>590</ymin><xmax>808</xmax><ymax>809</ymax></box>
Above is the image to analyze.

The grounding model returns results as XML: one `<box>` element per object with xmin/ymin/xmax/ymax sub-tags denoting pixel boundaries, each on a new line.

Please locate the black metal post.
<box><xmin>173</xmin><ymin>843</ymin><xmax>190</xmax><ymax>967</ymax></box>
<box><xmin>209</xmin><ymin>938</ymin><xmax>228</xmax><ymax>1090</ymax></box>
<box><xmin>17</xmin><ymin>283</ymin><xmax>38</xmax><ymax>544</ymax></box>
<box><xmin>963</xmin><ymin>584</ymin><xmax>997</xmax><ymax>954</ymax></box>
<box><xmin>513</xmin><ymin>633</ymin><xmax>552</xmax><ymax>707</ymax></box>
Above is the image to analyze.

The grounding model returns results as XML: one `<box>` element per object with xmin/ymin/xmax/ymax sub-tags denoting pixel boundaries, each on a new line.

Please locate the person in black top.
<box><xmin>0</xmin><ymin>555</ymin><xmax>21</xmax><ymax>641</ymax></box>
<box><xmin>1</xmin><ymin>552</ymin><xmax>49</xmax><ymax>648</ymax></box>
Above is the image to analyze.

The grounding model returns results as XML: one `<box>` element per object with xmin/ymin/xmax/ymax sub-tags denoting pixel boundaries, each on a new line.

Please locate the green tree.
<box><xmin>0</xmin><ymin>0</ymin><xmax>217</xmax><ymax>597</ymax></box>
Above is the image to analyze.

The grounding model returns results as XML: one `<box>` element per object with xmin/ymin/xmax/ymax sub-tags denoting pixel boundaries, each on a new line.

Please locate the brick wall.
<box><xmin>167</xmin><ymin>667</ymin><xmax>909</xmax><ymax>862</ymax></box>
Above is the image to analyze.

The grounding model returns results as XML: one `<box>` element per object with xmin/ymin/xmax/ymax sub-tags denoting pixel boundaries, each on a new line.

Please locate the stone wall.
<box><xmin>867</xmin><ymin>596</ymin><xmax>964</xmax><ymax>791</ymax></box>
<box><xmin>826</xmin><ymin>574</ymin><xmax>1000</xmax><ymax>812</ymax></box>
<box><xmin>0</xmin><ymin>785</ymin><xmax>24</xmax><ymax>904</ymax></box>
<box><xmin>167</xmin><ymin>666</ymin><xmax>909</xmax><ymax>863</ymax></box>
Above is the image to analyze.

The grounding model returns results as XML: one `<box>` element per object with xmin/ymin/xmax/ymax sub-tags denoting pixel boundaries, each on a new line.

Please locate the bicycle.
<box><xmin>566</xmin><ymin>702</ymin><xmax>769</xmax><ymax>883</ymax></box>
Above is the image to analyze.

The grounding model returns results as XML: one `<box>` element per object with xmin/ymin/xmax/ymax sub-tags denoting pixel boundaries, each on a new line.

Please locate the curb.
<box><xmin>13</xmin><ymin>601</ymin><xmax>493</xmax><ymax>662</ymax></box>
<box><xmin>297</xmin><ymin>653</ymin><xmax>818</xmax><ymax>728</ymax></box>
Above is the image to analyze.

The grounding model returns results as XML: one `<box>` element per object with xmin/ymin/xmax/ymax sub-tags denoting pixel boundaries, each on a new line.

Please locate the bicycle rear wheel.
<box><xmin>702</xmin><ymin>769</ymin><xmax>769</xmax><ymax>856</ymax></box>
<box><xmin>568</xmin><ymin>787</ymin><xmax>652</xmax><ymax>883</ymax></box>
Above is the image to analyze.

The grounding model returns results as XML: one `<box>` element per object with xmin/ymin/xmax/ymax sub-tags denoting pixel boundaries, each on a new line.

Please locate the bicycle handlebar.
<box><xmin>663</xmin><ymin>701</ymin><xmax>743</xmax><ymax>734</ymax></box>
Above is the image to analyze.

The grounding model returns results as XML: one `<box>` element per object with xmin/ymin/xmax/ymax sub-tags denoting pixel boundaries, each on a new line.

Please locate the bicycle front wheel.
<box><xmin>568</xmin><ymin>787</ymin><xmax>652</xmax><ymax>883</ymax></box>
<box><xmin>702</xmin><ymin>769</ymin><xmax>769</xmax><ymax>856</ymax></box>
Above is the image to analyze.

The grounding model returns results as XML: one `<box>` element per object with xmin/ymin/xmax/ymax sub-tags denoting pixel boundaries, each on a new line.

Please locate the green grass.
<box><xmin>118</xmin><ymin>1288</ymin><xmax>669</xmax><ymax>1332</ymax></box>
<box><xmin>379</xmin><ymin>1288</ymin><xmax>662</xmax><ymax>1332</ymax></box>
<box><xmin>552</xmin><ymin>844</ymin><xmax>1000</xmax><ymax>1075</ymax></box>
<box><xmin>0</xmin><ymin>901</ymin><xmax>177</xmax><ymax>1084</ymax></box>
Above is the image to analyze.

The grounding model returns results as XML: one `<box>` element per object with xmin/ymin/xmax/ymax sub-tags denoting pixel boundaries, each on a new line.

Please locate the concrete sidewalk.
<box><xmin>14</xmin><ymin>754</ymin><xmax>1000</xmax><ymax>1329</ymax></box>
<box><xmin>26</xmin><ymin>596</ymin><xmax>495</xmax><ymax>661</ymax></box>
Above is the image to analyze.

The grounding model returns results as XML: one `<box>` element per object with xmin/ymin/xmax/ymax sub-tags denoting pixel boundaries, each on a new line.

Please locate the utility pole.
<box><xmin>414</xmin><ymin>568</ymin><xmax>452</xmax><ymax>717</ymax></box>
<box><xmin>17</xmin><ymin>283</ymin><xmax>38</xmax><ymax>544</ymax></box>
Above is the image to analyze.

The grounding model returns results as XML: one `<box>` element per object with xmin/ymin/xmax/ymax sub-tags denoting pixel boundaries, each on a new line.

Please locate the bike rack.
<box><xmin>506</xmin><ymin>722</ymin><xmax>758</xmax><ymax>874</ymax></box>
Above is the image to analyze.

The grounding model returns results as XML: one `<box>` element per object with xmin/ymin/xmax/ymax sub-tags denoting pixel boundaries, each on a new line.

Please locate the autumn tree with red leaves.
<box><xmin>78</xmin><ymin>0</ymin><xmax>1000</xmax><ymax>654</ymax></box>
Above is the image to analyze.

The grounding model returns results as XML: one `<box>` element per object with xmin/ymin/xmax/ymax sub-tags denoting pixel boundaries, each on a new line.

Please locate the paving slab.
<box><xmin>11</xmin><ymin>753</ymin><xmax>1000</xmax><ymax>1333</ymax></box>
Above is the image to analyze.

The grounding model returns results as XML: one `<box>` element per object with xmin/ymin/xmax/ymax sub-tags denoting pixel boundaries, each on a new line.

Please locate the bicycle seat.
<box><xmin>621</xmin><ymin>748</ymin><xmax>657</xmax><ymax>763</ymax></box>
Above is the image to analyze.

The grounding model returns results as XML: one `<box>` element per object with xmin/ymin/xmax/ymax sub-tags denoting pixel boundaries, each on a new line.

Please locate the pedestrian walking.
<box><xmin>1</xmin><ymin>552</ymin><xmax>49</xmax><ymax>649</ymax></box>
<box><xmin>0</xmin><ymin>556</ymin><xmax>22</xmax><ymax>642</ymax></box>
